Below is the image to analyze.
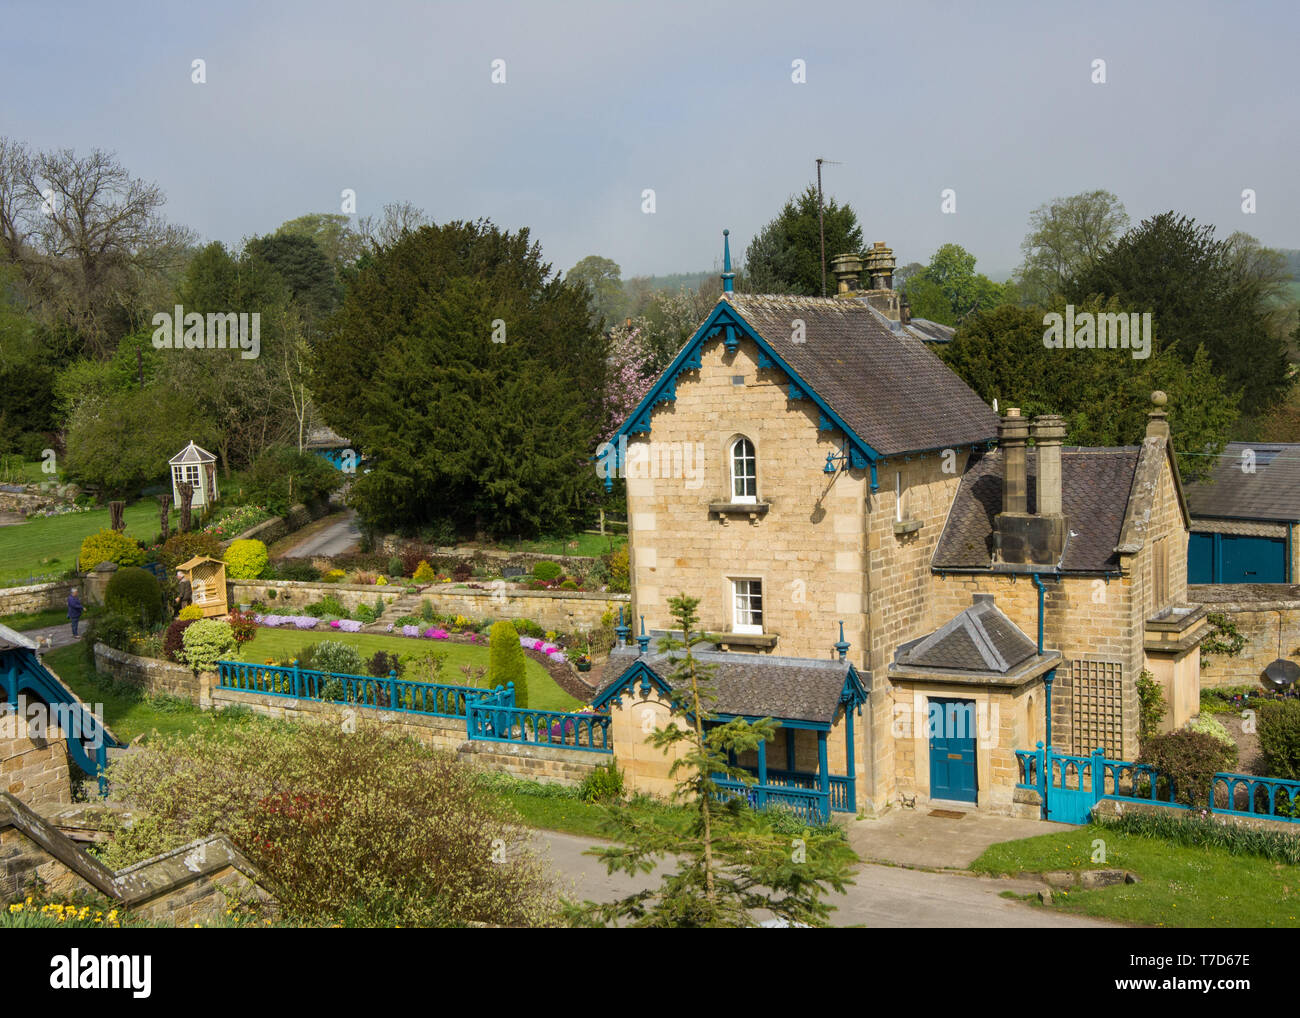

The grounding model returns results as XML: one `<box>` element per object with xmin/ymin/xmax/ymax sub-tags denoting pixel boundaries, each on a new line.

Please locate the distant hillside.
<box><xmin>1281</xmin><ymin>249</ymin><xmax>1300</xmax><ymax>303</ymax></box>
<box><xmin>624</xmin><ymin>270</ymin><xmax>713</xmax><ymax>295</ymax></box>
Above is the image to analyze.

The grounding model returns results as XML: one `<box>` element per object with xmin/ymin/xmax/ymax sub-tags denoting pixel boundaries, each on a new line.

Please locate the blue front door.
<box><xmin>929</xmin><ymin>698</ymin><xmax>977</xmax><ymax>803</ymax></box>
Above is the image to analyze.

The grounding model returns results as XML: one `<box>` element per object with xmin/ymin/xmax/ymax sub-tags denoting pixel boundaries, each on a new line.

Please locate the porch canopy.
<box><xmin>594</xmin><ymin>639</ymin><xmax>870</xmax><ymax>818</ymax></box>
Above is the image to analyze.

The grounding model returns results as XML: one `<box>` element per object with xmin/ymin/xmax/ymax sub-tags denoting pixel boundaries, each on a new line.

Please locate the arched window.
<box><xmin>730</xmin><ymin>437</ymin><xmax>757</xmax><ymax>503</ymax></box>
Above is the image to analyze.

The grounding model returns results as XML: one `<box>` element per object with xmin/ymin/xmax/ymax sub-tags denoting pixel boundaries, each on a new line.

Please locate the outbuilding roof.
<box><xmin>1184</xmin><ymin>442</ymin><xmax>1300</xmax><ymax>524</ymax></box>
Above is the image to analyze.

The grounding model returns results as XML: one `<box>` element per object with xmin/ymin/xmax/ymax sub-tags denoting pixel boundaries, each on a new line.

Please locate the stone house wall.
<box><xmin>1</xmin><ymin>727</ymin><xmax>71</xmax><ymax>809</ymax></box>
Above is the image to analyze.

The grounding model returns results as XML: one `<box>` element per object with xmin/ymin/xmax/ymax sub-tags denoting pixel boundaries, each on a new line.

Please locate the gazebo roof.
<box><xmin>169</xmin><ymin>441</ymin><xmax>217</xmax><ymax>466</ymax></box>
<box><xmin>177</xmin><ymin>556</ymin><xmax>225</xmax><ymax>571</ymax></box>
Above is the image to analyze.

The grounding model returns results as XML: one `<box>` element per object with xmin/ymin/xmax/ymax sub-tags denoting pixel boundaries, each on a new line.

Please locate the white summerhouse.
<box><xmin>169</xmin><ymin>441</ymin><xmax>219</xmax><ymax>509</ymax></box>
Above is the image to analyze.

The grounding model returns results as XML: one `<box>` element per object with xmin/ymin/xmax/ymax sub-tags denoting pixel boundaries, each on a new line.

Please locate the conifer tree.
<box><xmin>568</xmin><ymin>594</ymin><xmax>854</xmax><ymax>927</ymax></box>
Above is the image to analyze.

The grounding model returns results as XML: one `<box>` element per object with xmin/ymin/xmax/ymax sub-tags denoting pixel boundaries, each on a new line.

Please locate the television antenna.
<box><xmin>816</xmin><ymin>158</ymin><xmax>843</xmax><ymax>297</ymax></box>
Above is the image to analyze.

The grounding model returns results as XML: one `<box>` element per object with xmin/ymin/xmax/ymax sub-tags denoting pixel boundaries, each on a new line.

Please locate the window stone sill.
<box><xmin>711</xmin><ymin>632</ymin><xmax>779</xmax><ymax>650</ymax></box>
<box><xmin>709</xmin><ymin>501</ymin><xmax>771</xmax><ymax>522</ymax></box>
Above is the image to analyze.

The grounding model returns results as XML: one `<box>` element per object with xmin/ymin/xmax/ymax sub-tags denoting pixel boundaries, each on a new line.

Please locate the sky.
<box><xmin>1</xmin><ymin>0</ymin><xmax>1296</xmax><ymax>280</ymax></box>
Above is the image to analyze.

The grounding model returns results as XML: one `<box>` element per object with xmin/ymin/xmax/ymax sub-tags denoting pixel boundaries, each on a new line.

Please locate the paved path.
<box><xmin>278</xmin><ymin>510</ymin><xmax>361</xmax><ymax>558</ymax></box>
<box><xmin>847</xmin><ymin>807</ymin><xmax>1076</xmax><ymax>870</ymax></box>
<box><xmin>531</xmin><ymin>829</ymin><xmax>1111</xmax><ymax>928</ymax></box>
<box><xmin>23</xmin><ymin>622</ymin><xmax>83</xmax><ymax>653</ymax></box>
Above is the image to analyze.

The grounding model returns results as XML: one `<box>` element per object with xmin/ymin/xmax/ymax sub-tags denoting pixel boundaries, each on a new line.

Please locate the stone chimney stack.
<box><xmin>998</xmin><ymin>409</ymin><xmax>1030</xmax><ymax>515</ymax></box>
<box><xmin>830</xmin><ymin>253</ymin><xmax>863</xmax><ymax>294</ymax></box>
<box><xmin>1032</xmin><ymin>414</ymin><xmax>1067</xmax><ymax>517</ymax></box>
<box><xmin>993</xmin><ymin>409</ymin><xmax>1067</xmax><ymax>567</ymax></box>
<box><xmin>864</xmin><ymin>242</ymin><xmax>895</xmax><ymax>290</ymax></box>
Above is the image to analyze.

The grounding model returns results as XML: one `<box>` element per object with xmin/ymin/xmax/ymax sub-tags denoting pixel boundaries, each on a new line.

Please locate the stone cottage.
<box><xmin>594</xmin><ymin>236</ymin><xmax>1207</xmax><ymax>818</ymax></box>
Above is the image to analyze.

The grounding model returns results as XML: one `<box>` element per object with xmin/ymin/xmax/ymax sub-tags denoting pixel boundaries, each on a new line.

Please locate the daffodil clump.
<box><xmin>4</xmin><ymin>897</ymin><xmax>121</xmax><ymax>928</ymax></box>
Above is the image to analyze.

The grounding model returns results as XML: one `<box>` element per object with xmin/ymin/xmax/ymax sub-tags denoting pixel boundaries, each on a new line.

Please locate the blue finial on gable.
<box><xmin>834</xmin><ymin>620</ymin><xmax>850</xmax><ymax>662</ymax></box>
<box><xmin>615</xmin><ymin>608</ymin><xmax>630</xmax><ymax>647</ymax></box>
<box><xmin>637</xmin><ymin>615</ymin><xmax>650</xmax><ymax>656</ymax></box>
<box><xmin>721</xmin><ymin>229</ymin><xmax>735</xmax><ymax>294</ymax></box>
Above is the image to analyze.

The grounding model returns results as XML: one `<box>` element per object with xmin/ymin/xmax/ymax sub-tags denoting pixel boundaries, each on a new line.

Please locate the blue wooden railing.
<box><xmin>1017</xmin><ymin>742</ymin><xmax>1300</xmax><ymax>824</ymax></box>
<box><xmin>762</xmin><ymin>768</ymin><xmax>853</xmax><ymax>813</ymax></box>
<box><xmin>713</xmin><ymin>775</ymin><xmax>831</xmax><ymax>823</ymax></box>
<box><xmin>1211</xmin><ymin>773</ymin><xmax>1300</xmax><ymax>822</ymax></box>
<box><xmin>218</xmin><ymin>660</ymin><xmax>502</xmax><ymax>719</ymax></box>
<box><xmin>465</xmin><ymin>701</ymin><xmax>612</xmax><ymax>753</ymax></box>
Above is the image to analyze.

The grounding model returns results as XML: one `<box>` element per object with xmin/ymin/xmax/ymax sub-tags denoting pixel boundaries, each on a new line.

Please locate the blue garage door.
<box><xmin>1189</xmin><ymin>531</ymin><xmax>1287</xmax><ymax>584</ymax></box>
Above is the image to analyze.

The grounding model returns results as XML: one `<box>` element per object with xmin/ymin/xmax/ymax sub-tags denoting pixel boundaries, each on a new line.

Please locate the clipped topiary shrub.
<box><xmin>532</xmin><ymin>561</ymin><xmax>562</xmax><ymax>582</ymax></box>
<box><xmin>1257</xmin><ymin>699</ymin><xmax>1300</xmax><ymax>780</ymax></box>
<box><xmin>163</xmin><ymin>618</ymin><xmax>196</xmax><ymax>662</ymax></box>
<box><xmin>1139</xmin><ymin>729</ymin><xmax>1238</xmax><ymax>807</ymax></box>
<box><xmin>487</xmin><ymin>620</ymin><xmax>527</xmax><ymax>707</ymax></box>
<box><xmin>158</xmin><ymin>531</ymin><xmax>223</xmax><ymax>572</ymax></box>
<box><xmin>224</xmin><ymin>539</ymin><xmax>269</xmax><ymax>580</ymax></box>
<box><xmin>104</xmin><ymin>566</ymin><xmax>163</xmax><ymax>628</ymax></box>
<box><xmin>312</xmin><ymin>640</ymin><xmax>364</xmax><ymax>678</ymax></box>
<box><xmin>79</xmin><ymin>528</ymin><xmax>144</xmax><ymax>570</ymax></box>
<box><xmin>179</xmin><ymin>618</ymin><xmax>237</xmax><ymax>671</ymax></box>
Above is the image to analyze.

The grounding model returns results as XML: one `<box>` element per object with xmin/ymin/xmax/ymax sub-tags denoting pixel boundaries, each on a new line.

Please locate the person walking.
<box><xmin>67</xmin><ymin>588</ymin><xmax>84</xmax><ymax>638</ymax></box>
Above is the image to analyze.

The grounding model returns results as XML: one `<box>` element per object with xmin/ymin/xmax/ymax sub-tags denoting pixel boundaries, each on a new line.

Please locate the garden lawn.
<box><xmin>974</xmin><ymin>824</ymin><xmax>1300</xmax><ymax>927</ymax></box>
<box><xmin>237</xmin><ymin>628</ymin><xmax>581</xmax><ymax>711</ymax></box>
<box><xmin>41</xmin><ymin>643</ymin><xmax>238</xmax><ymax>743</ymax></box>
<box><xmin>0</xmin><ymin>498</ymin><xmax>176</xmax><ymax>587</ymax></box>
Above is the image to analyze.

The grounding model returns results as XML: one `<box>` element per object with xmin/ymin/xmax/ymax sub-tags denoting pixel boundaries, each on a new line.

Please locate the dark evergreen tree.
<box><xmin>1068</xmin><ymin>212</ymin><xmax>1291</xmax><ymax>418</ymax></box>
<box><xmin>744</xmin><ymin>186</ymin><xmax>864</xmax><ymax>296</ymax></box>
<box><xmin>311</xmin><ymin>220</ymin><xmax>609</xmax><ymax>538</ymax></box>
<box><xmin>940</xmin><ymin>298</ymin><xmax>1240</xmax><ymax>482</ymax></box>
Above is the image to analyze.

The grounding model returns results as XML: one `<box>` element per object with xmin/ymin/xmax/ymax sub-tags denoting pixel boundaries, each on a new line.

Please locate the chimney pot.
<box><xmin>1031</xmin><ymin>414</ymin><xmax>1067</xmax><ymax>518</ymax></box>
<box><xmin>830</xmin><ymin>253</ymin><xmax>863</xmax><ymax>294</ymax></box>
<box><xmin>997</xmin><ymin>412</ymin><xmax>1031</xmax><ymax>515</ymax></box>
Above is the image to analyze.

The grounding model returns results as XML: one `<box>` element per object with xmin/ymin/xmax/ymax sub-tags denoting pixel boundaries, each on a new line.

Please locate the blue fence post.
<box><xmin>1035</xmin><ymin>741</ymin><xmax>1047</xmax><ymax>819</ymax></box>
<box><xmin>388</xmin><ymin>669</ymin><xmax>397</xmax><ymax>709</ymax></box>
<box><xmin>1091</xmin><ymin>746</ymin><xmax>1106</xmax><ymax>806</ymax></box>
<box><xmin>292</xmin><ymin>658</ymin><xmax>301</xmax><ymax>698</ymax></box>
<box><xmin>505</xmin><ymin>681</ymin><xmax>516</xmax><ymax>708</ymax></box>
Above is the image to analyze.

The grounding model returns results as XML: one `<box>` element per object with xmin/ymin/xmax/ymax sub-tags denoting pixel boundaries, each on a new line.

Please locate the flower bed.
<box><xmin>254</xmin><ymin>614</ymin><xmax>323</xmax><ymax>630</ymax></box>
<box><xmin>253</xmin><ymin>614</ymin><xmax>560</xmax><ymax>659</ymax></box>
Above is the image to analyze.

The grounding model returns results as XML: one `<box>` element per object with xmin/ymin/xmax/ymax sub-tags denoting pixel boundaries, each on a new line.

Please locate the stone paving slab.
<box><xmin>848</xmin><ymin>807</ymin><xmax>1075</xmax><ymax>870</ymax></box>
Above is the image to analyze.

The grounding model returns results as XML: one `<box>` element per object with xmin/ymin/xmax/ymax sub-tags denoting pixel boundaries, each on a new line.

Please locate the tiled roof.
<box><xmin>894</xmin><ymin>597</ymin><xmax>1037</xmax><ymax>673</ymax></box>
<box><xmin>933</xmin><ymin>446</ymin><xmax>1141</xmax><ymax>573</ymax></box>
<box><xmin>603</xmin><ymin>641</ymin><xmax>867</xmax><ymax>724</ymax></box>
<box><xmin>724</xmin><ymin>294</ymin><xmax>999</xmax><ymax>456</ymax></box>
<box><xmin>1184</xmin><ymin>442</ymin><xmax>1300</xmax><ymax>523</ymax></box>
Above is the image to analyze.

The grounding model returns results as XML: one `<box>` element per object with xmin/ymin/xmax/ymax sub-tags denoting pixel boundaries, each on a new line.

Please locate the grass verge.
<box><xmin>973</xmin><ymin>817</ymin><xmax>1300</xmax><ymax>927</ymax></box>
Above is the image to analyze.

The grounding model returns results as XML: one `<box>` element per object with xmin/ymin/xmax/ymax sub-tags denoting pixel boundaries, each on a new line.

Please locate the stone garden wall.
<box><xmin>1189</xmin><ymin>584</ymin><xmax>1300</xmax><ymax>688</ymax></box>
<box><xmin>93</xmin><ymin>643</ymin><xmax>209</xmax><ymax>705</ymax></box>
<box><xmin>210</xmin><ymin>687</ymin><xmax>469</xmax><ymax>753</ymax></box>
<box><xmin>0</xmin><ymin>580</ymin><xmax>75</xmax><ymax>616</ymax></box>
<box><xmin>224</xmin><ymin>500</ymin><xmax>334</xmax><ymax>550</ymax></box>
<box><xmin>228</xmin><ymin>579</ymin><xmax>629</xmax><ymax>633</ymax></box>
<box><xmin>376</xmin><ymin>537</ymin><xmax>605</xmax><ymax>578</ymax></box>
